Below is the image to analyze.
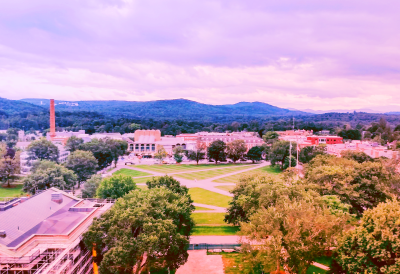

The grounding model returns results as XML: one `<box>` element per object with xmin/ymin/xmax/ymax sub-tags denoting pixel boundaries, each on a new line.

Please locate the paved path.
<box><xmin>190</xmin><ymin>236</ymin><xmax>240</xmax><ymax>244</ymax></box>
<box><xmin>193</xmin><ymin>203</ymin><xmax>227</xmax><ymax>213</ymax></box>
<box><xmin>176</xmin><ymin>250</ymin><xmax>224</xmax><ymax>274</ymax></box>
<box><xmin>312</xmin><ymin>262</ymin><xmax>330</xmax><ymax>271</ymax></box>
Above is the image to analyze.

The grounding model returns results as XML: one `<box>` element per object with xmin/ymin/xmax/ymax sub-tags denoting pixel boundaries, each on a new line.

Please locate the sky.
<box><xmin>1</xmin><ymin>0</ymin><xmax>400</xmax><ymax>111</ymax></box>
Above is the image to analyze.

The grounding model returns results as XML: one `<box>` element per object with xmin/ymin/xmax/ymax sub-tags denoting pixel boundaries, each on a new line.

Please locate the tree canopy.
<box><xmin>65</xmin><ymin>150</ymin><xmax>98</xmax><ymax>188</ymax></box>
<box><xmin>27</xmin><ymin>138</ymin><xmax>59</xmax><ymax>162</ymax></box>
<box><xmin>22</xmin><ymin>160</ymin><xmax>77</xmax><ymax>194</ymax></box>
<box><xmin>246</xmin><ymin>146</ymin><xmax>264</xmax><ymax>163</ymax></box>
<box><xmin>96</xmin><ymin>175</ymin><xmax>137</xmax><ymax>199</ymax></box>
<box><xmin>226</xmin><ymin>139</ymin><xmax>247</xmax><ymax>163</ymax></box>
<box><xmin>82</xmin><ymin>174</ymin><xmax>102</xmax><ymax>198</ymax></box>
<box><xmin>207</xmin><ymin>140</ymin><xmax>226</xmax><ymax>164</ymax></box>
<box><xmin>65</xmin><ymin>136</ymin><xmax>84</xmax><ymax>152</ymax></box>
<box><xmin>83</xmin><ymin>187</ymin><xmax>194</xmax><ymax>274</ymax></box>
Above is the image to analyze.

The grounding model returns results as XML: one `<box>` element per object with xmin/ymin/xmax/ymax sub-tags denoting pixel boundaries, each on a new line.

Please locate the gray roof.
<box><xmin>0</xmin><ymin>189</ymin><xmax>87</xmax><ymax>248</ymax></box>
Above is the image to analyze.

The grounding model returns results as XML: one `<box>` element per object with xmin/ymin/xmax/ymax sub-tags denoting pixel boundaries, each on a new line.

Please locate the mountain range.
<box><xmin>18</xmin><ymin>98</ymin><xmax>307</xmax><ymax>120</ymax></box>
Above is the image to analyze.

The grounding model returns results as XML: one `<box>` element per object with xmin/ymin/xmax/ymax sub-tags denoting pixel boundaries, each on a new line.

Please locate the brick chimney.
<box><xmin>49</xmin><ymin>99</ymin><xmax>56</xmax><ymax>138</ymax></box>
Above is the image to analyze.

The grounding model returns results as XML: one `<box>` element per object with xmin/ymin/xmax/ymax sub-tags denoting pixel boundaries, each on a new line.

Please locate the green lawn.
<box><xmin>0</xmin><ymin>184</ymin><xmax>24</xmax><ymax>200</ymax></box>
<box><xmin>314</xmin><ymin>256</ymin><xmax>332</xmax><ymax>267</ymax></box>
<box><xmin>113</xmin><ymin>168</ymin><xmax>152</xmax><ymax>177</ymax></box>
<box><xmin>134</xmin><ymin>163</ymin><xmax>251</xmax><ymax>173</ymax></box>
<box><xmin>132</xmin><ymin>176</ymin><xmax>157</xmax><ymax>184</ymax></box>
<box><xmin>215</xmin><ymin>185</ymin><xmax>235</xmax><ymax>192</ymax></box>
<box><xmin>192</xmin><ymin>226</ymin><xmax>239</xmax><ymax>235</ymax></box>
<box><xmin>307</xmin><ymin>265</ymin><xmax>328</xmax><ymax>274</ymax></box>
<box><xmin>195</xmin><ymin>206</ymin><xmax>214</xmax><ymax>211</ymax></box>
<box><xmin>213</xmin><ymin>165</ymin><xmax>282</xmax><ymax>184</ymax></box>
<box><xmin>174</xmin><ymin>166</ymin><xmax>253</xmax><ymax>180</ymax></box>
<box><xmin>136</xmin><ymin>185</ymin><xmax>148</xmax><ymax>190</ymax></box>
<box><xmin>189</xmin><ymin>188</ymin><xmax>231</xmax><ymax>208</ymax></box>
<box><xmin>192</xmin><ymin>212</ymin><xmax>227</xmax><ymax>225</ymax></box>
<box><xmin>209</xmin><ymin>253</ymin><xmax>260</xmax><ymax>274</ymax></box>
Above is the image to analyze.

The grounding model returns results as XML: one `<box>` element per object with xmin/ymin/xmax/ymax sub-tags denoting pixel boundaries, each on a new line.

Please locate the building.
<box><xmin>0</xmin><ymin>188</ymin><xmax>113</xmax><ymax>274</ymax></box>
<box><xmin>129</xmin><ymin>130</ymin><xmax>196</xmax><ymax>157</ymax></box>
<box><xmin>307</xmin><ymin>136</ymin><xmax>343</xmax><ymax>145</ymax></box>
<box><xmin>276</xmin><ymin>130</ymin><xmax>313</xmax><ymax>136</ymax></box>
<box><xmin>193</xmin><ymin>132</ymin><xmax>264</xmax><ymax>151</ymax></box>
<box><xmin>327</xmin><ymin>141</ymin><xmax>400</xmax><ymax>159</ymax></box>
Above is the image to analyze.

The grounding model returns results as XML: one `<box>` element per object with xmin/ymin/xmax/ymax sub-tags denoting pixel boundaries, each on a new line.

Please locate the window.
<box><xmin>152</xmin><ymin>144</ymin><xmax>155</xmax><ymax>151</ymax></box>
<box><xmin>130</xmin><ymin>144</ymin><xmax>133</xmax><ymax>151</ymax></box>
<box><xmin>146</xmin><ymin>144</ymin><xmax>150</xmax><ymax>151</ymax></box>
<box><xmin>135</xmin><ymin>144</ymin><xmax>139</xmax><ymax>150</ymax></box>
<box><xmin>141</xmin><ymin>144</ymin><xmax>145</xmax><ymax>151</ymax></box>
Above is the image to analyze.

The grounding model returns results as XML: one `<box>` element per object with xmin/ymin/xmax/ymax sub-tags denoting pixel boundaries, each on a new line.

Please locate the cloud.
<box><xmin>0</xmin><ymin>0</ymin><xmax>399</xmax><ymax>110</ymax></box>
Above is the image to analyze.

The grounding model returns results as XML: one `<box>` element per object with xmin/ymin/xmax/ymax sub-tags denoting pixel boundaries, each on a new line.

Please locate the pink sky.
<box><xmin>0</xmin><ymin>0</ymin><xmax>400</xmax><ymax>111</ymax></box>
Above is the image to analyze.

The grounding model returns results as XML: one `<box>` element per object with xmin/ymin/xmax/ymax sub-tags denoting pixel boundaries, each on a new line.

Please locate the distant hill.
<box><xmin>0</xmin><ymin>97</ymin><xmax>45</xmax><ymax>116</ymax></box>
<box><xmin>20</xmin><ymin>98</ymin><xmax>308</xmax><ymax>120</ymax></box>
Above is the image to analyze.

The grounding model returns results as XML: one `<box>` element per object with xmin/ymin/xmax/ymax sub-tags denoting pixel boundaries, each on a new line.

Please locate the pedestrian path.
<box><xmin>193</xmin><ymin>203</ymin><xmax>227</xmax><ymax>213</ymax></box>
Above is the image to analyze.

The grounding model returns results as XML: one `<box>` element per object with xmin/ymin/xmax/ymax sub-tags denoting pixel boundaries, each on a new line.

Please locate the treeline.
<box><xmin>1</xmin><ymin>108</ymin><xmax>400</xmax><ymax>139</ymax></box>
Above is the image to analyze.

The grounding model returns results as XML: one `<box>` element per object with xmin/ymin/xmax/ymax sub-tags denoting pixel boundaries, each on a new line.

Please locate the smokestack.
<box><xmin>49</xmin><ymin>99</ymin><xmax>56</xmax><ymax>138</ymax></box>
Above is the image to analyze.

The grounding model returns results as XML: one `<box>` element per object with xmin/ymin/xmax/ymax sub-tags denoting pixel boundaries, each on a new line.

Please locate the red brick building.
<box><xmin>307</xmin><ymin>136</ymin><xmax>343</xmax><ymax>145</ymax></box>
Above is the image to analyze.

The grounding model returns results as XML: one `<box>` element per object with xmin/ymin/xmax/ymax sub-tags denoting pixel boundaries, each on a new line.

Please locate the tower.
<box><xmin>49</xmin><ymin>99</ymin><xmax>56</xmax><ymax>138</ymax></box>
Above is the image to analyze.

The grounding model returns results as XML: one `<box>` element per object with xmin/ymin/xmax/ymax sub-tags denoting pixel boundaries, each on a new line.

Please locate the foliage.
<box><xmin>107</xmin><ymin>139</ymin><xmax>128</xmax><ymax>167</ymax></box>
<box><xmin>79</xmin><ymin>138</ymin><xmax>114</xmax><ymax>169</ymax></box>
<box><xmin>246</xmin><ymin>146</ymin><xmax>264</xmax><ymax>163</ymax></box>
<box><xmin>83</xmin><ymin>187</ymin><xmax>194</xmax><ymax>274</ymax></box>
<box><xmin>65</xmin><ymin>150</ymin><xmax>98</xmax><ymax>188</ymax></box>
<box><xmin>207</xmin><ymin>140</ymin><xmax>226</xmax><ymax>164</ymax></box>
<box><xmin>268</xmin><ymin>140</ymin><xmax>297</xmax><ymax>169</ymax></box>
<box><xmin>305</xmin><ymin>154</ymin><xmax>400</xmax><ymax>216</ymax></box>
<box><xmin>262</xmin><ymin>131</ymin><xmax>279</xmax><ymax>144</ymax></box>
<box><xmin>186</xmin><ymin>142</ymin><xmax>206</xmax><ymax>165</ymax></box>
<box><xmin>299</xmin><ymin>145</ymin><xmax>326</xmax><ymax>164</ymax></box>
<box><xmin>320</xmin><ymin>195</ymin><xmax>353</xmax><ymax>217</ymax></box>
<box><xmin>283</xmin><ymin>155</ymin><xmax>297</xmax><ymax>169</ymax></box>
<box><xmin>0</xmin><ymin>144</ymin><xmax>20</xmax><ymax>187</ymax></box>
<box><xmin>154</xmin><ymin>145</ymin><xmax>168</xmax><ymax>162</ymax></box>
<box><xmin>241</xmin><ymin>198</ymin><xmax>348</xmax><ymax>274</ymax></box>
<box><xmin>333</xmin><ymin>200</ymin><xmax>400</xmax><ymax>274</ymax></box>
<box><xmin>146</xmin><ymin>175</ymin><xmax>192</xmax><ymax>199</ymax></box>
<box><xmin>27</xmin><ymin>138</ymin><xmax>59</xmax><ymax>162</ymax></box>
<box><xmin>173</xmin><ymin>146</ymin><xmax>184</xmax><ymax>163</ymax></box>
<box><xmin>22</xmin><ymin>160</ymin><xmax>77</xmax><ymax>194</ymax></box>
<box><xmin>340</xmin><ymin>149</ymin><xmax>373</xmax><ymax>163</ymax></box>
<box><xmin>65</xmin><ymin>136</ymin><xmax>84</xmax><ymax>152</ymax></box>
<box><xmin>225</xmin><ymin>173</ymin><xmax>316</xmax><ymax>226</ymax></box>
<box><xmin>226</xmin><ymin>140</ymin><xmax>247</xmax><ymax>163</ymax></box>
<box><xmin>82</xmin><ymin>174</ymin><xmax>102</xmax><ymax>198</ymax></box>
<box><xmin>338</xmin><ymin>129</ymin><xmax>361</xmax><ymax>140</ymax></box>
<box><xmin>96</xmin><ymin>175</ymin><xmax>137</xmax><ymax>199</ymax></box>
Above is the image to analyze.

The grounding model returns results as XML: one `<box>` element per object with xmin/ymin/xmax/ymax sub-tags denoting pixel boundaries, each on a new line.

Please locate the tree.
<box><xmin>147</xmin><ymin>175</ymin><xmax>194</xmax><ymax>202</ymax></box>
<box><xmin>154</xmin><ymin>145</ymin><xmax>168</xmax><ymax>163</ymax></box>
<box><xmin>305</xmin><ymin>154</ymin><xmax>400</xmax><ymax>216</ymax></box>
<box><xmin>186</xmin><ymin>142</ymin><xmax>206</xmax><ymax>165</ymax></box>
<box><xmin>0</xmin><ymin>144</ymin><xmax>20</xmax><ymax>187</ymax></box>
<box><xmin>262</xmin><ymin>131</ymin><xmax>279</xmax><ymax>144</ymax></box>
<box><xmin>333</xmin><ymin>201</ymin><xmax>400</xmax><ymax>274</ymax></box>
<box><xmin>65</xmin><ymin>136</ymin><xmax>84</xmax><ymax>152</ymax></box>
<box><xmin>246</xmin><ymin>146</ymin><xmax>264</xmax><ymax>163</ymax></box>
<box><xmin>241</xmin><ymin>199</ymin><xmax>348</xmax><ymax>274</ymax></box>
<box><xmin>96</xmin><ymin>175</ymin><xmax>137</xmax><ymax>199</ymax></box>
<box><xmin>340</xmin><ymin>149</ymin><xmax>373</xmax><ymax>163</ymax></box>
<box><xmin>338</xmin><ymin>129</ymin><xmax>361</xmax><ymax>140</ymax></box>
<box><xmin>225</xmin><ymin>173</ymin><xmax>316</xmax><ymax>226</ymax></box>
<box><xmin>82</xmin><ymin>174</ymin><xmax>102</xmax><ymax>198</ymax></box>
<box><xmin>283</xmin><ymin>155</ymin><xmax>297</xmax><ymax>169</ymax></box>
<box><xmin>79</xmin><ymin>138</ymin><xmax>113</xmax><ymax>169</ymax></box>
<box><xmin>83</xmin><ymin>187</ymin><xmax>194</xmax><ymax>273</ymax></box>
<box><xmin>65</xmin><ymin>150</ymin><xmax>98</xmax><ymax>188</ymax></box>
<box><xmin>27</xmin><ymin>138</ymin><xmax>59</xmax><ymax>162</ymax></box>
<box><xmin>207</xmin><ymin>140</ymin><xmax>226</xmax><ymax>164</ymax></box>
<box><xmin>298</xmin><ymin>145</ymin><xmax>326</xmax><ymax>164</ymax></box>
<box><xmin>22</xmin><ymin>160</ymin><xmax>77</xmax><ymax>194</ymax></box>
<box><xmin>173</xmin><ymin>146</ymin><xmax>184</xmax><ymax>164</ymax></box>
<box><xmin>226</xmin><ymin>139</ymin><xmax>247</xmax><ymax>163</ymax></box>
<box><xmin>268</xmin><ymin>140</ymin><xmax>297</xmax><ymax>169</ymax></box>
<box><xmin>106</xmin><ymin>139</ymin><xmax>128</xmax><ymax>167</ymax></box>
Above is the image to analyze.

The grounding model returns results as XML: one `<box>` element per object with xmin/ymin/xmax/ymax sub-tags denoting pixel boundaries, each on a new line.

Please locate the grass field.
<box><xmin>113</xmin><ymin>168</ymin><xmax>152</xmax><ymax>177</ymax></box>
<box><xmin>132</xmin><ymin>176</ymin><xmax>157</xmax><ymax>184</ymax></box>
<box><xmin>136</xmin><ymin>185</ymin><xmax>148</xmax><ymax>190</ymax></box>
<box><xmin>307</xmin><ymin>266</ymin><xmax>328</xmax><ymax>274</ymax></box>
<box><xmin>215</xmin><ymin>185</ymin><xmax>235</xmax><ymax>192</ymax></box>
<box><xmin>192</xmin><ymin>213</ymin><xmax>227</xmax><ymax>225</ymax></box>
<box><xmin>192</xmin><ymin>226</ymin><xmax>239</xmax><ymax>235</ymax></box>
<box><xmin>213</xmin><ymin>165</ymin><xmax>282</xmax><ymax>184</ymax></box>
<box><xmin>0</xmin><ymin>184</ymin><xmax>24</xmax><ymax>200</ymax></box>
<box><xmin>133</xmin><ymin>163</ymin><xmax>252</xmax><ymax>173</ymax></box>
<box><xmin>189</xmin><ymin>188</ymin><xmax>231</xmax><ymax>208</ymax></box>
<box><xmin>174</xmin><ymin>166</ymin><xmax>253</xmax><ymax>180</ymax></box>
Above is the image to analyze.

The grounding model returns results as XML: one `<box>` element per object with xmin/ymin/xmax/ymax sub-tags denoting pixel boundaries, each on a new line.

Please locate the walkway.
<box><xmin>176</xmin><ymin>250</ymin><xmax>224</xmax><ymax>274</ymax></box>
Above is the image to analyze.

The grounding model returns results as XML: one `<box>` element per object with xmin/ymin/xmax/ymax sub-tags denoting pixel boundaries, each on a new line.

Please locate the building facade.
<box><xmin>0</xmin><ymin>188</ymin><xmax>113</xmax><ymax>274</ymax></box>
